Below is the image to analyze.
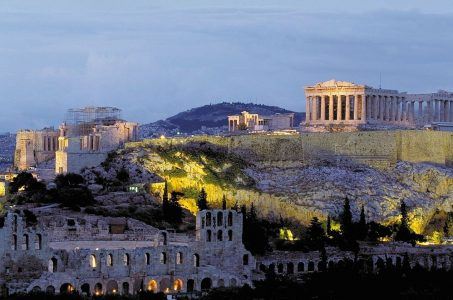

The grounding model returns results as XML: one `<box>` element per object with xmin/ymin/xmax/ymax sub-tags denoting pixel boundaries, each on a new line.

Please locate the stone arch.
<box><xmin>107</xmin><ymin>253</ymin><xmax>113</xmax><ymax>266</ymax></box>
<box><xmin>122</xmin><ymin>282</ymin><xmax>130</xmax><ymax>295</ymax></box>
<box><xmin>228</xmin><ymin>230</ymin><xmax>233</xmax><ymax>241</ymax></box>
<box><xmin>81</xmin><ymin>283</ymin><xmax>90</xmax><ymax>296</ymax></box>
<box><xmin>89</xmin><ymin>254</ymin><xmax>97</xmax><ymax>268</ymax></box>
<box><xmin>48</xmin><ymin>257</ymin><xmax>57</xmax><ymax>273</ymax></box>
<box><xmin>173</xmin><ymin>279</ymin><xmax>183</xmax><ymax>292</ymax></box>
<box><xmin>228</xmin><ymin>212</ymin><xmax>233</xmax><ymax>226</ymax></box>
<box><xmin>176</xmin><ymin>252</ymin><xmax>183</xmax><ymax>264</ymax></box>
<box><xmin>297</xmin><ymin>262</ymin><xmax>305</xmax><ymax>272</ymax></box>
<box><xmin>277</xmin><ymin>263</ymin><xmax>284</xmax><ymax>273</ymax></box>
<box><xmin>106</xmin><ymin>280</ymin><xmax>119</xmax><ymax>294</ymax></box>
<box><xmin>187</xmin><ymin>279</ymin><xmax>195</xmax><ymax>292</ymax></box>
<box><xmin>160</xmin><ymin>252</ymin><xmax>167</xmax><ymax>264</ymax></box>
<box><xmin>217</xmin><ymin>279</ymin><xmax>225</xmax><ymax>287</ymax></box>
<box><xmin>147</xmin><ymin>280</ymin><xmax>158</xmax><ymax>292</ymax></box>
<box><xmin>229</xmin><ymin>278</ymin><xmax>237</xmax><ymax>287</ymax></box>
<box><xmin>60</xmin><ymin>283</ymin><xmax>74</xmax><ymax>294</ymax></box>
<box><xmin>308</xmin><ymin>261</ymin><xmax>315</xmax><ymax>272</ymax></box>
<box><xmin>159</xmin><ymin>278</ymin><xmax>171</xmax><ymax>293</ymax></box>
<box><xmin>206</xmin><ymin>212</ymin><xmax>212</xmax><ymax>226</ymax></box>
<box><xmin>243</xmin><ymin>254</ymin><xmax>249</xmax><ymax>265</ymax></box>
<box><xmin>287</xmin><ymin>262</ymin><xmax>294</xmax><ymax>274</ymax></box>
<box><xmin>123</xmin><ymin>253</ymin><xmax>130</xmax><ymax>266</ymax></box>
<box><xmin>94</xmin><ymin>283</ymin><xmax>103</xmax><ymax>296</ymax></box>
<box><xmin>22</xmin><ymin>234</ymin><xmax>29</xmax><ymax>250</ymax></box>
<box><xmin>201</xmin><ymin>278</ymin><xmax>212</xmax><ymax>291</ymax></box>
<box><xmin>217</xmin><ymin>211</ymin><xmax>223</xmax><ymax>226</ymax></box>
<box><xmin>145</xmin><ymin>253</ymin><xmax>151</xmax><ymax>265</ymax></box>
<box><xmin>35</xmin><ymin>234</ymin><xmax>42</xmax><ymax>250</ymax></box>
<box><xmin>206</xmin><ymin>230</ymin><xmax>212</xmax><ymax>242</ymax></box>
<box><xmin>193</xmin><ymin>253</ymin><xmax>200</xmax><ymax>267</ymax></box>
<box><xmin>31</xmin><ymin>286</ymin><xmax>41</xmax><ymax>293</ymax></box>
<box><xmin>46</xmin><ymin>286</ymin><xmax>55</xmax><ymax>294</ymax></box>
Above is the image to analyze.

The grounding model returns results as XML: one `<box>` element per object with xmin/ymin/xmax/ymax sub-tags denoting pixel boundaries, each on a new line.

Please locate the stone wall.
<box><xmin>55</xmin><ymin>151</ymin><xmax>107</xmax><ymax>174</ymax></box>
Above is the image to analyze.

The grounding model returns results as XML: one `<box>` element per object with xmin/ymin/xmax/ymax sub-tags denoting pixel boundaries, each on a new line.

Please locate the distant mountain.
<box><xmin>140</xmin><ymin>102</ymin><xmax>304</xmax><ymax>138</ymax></box>
<box><xmin>0</xmin><ymin>133</ymin><xmax>15</xmax><ymax>171</ymax></box>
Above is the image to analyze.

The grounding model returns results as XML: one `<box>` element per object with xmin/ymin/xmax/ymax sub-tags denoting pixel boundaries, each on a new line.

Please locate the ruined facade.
<box><xmin>228</xmin><ymin>111</ymin><xmax>294</xmax><ymax>132</ymax></box>
<box><xmin>14</xmin><ymin>128</ymin><xmax>60</xmax><ymax>171</ymax></box>
<box><xmin>0</xmin><ymin>208</ymin><xmax>254</xmax><ymax>296</ymax></box>
<box><xmin>304</xmin><ymin>80</ymin><xmax>453</xmax><ymax>131</ymax></box>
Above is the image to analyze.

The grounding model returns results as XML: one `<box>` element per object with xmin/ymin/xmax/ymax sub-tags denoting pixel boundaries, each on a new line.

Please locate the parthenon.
<box><xmin>304</xmin><ymin>80</ymin><xmax>453</xmax><ymax>129</ymax></box>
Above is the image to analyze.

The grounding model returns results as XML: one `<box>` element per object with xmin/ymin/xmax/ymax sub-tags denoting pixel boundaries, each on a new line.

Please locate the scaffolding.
<box><xmin>64</xmin><ymin>107</ymin><xmax>122</xmax><ymax>136</ymax></box>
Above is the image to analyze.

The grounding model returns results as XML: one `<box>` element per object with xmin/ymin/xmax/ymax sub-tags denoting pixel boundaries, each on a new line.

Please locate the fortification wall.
<box><xmin>133</xmin><ymin>130</ymin><xmax>453</xmax><ymax>168</ymax></box>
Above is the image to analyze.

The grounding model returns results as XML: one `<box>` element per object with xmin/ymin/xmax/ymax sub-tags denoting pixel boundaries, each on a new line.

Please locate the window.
<box><xmin>89</xmin><ymin>254</ymin><xmax>97</xmax><ymax>268</ymax></box>
<box><xmin>217</xmin><ymin>230</ymin><xmax>223</xmax><ymax>241</ymax></box>
<box><xmin>228</xmin><ymin>212</ymin><xmax>233</xmax><ymax>226</ymax></box>
<box><xmin>193</xmin><ymin>254</ymin><xmax>200</xmax><ymax>267</ymax></box>
<box><xmin>35</xmin><ymin>234</ymin><xmax>42</xmax><ymax>250</ymax></box>
<box><xmin>123</xmin><ymin>254</ymin><xmax>130</xmax><ymax>266</ymax></box>
<box><xmin>201</xmin><ymin>217</ymin><xmax>205</xmax><ymax>229</ymax></box>
<box><xmin>243</xmin><ymin>254</ymin><xmax>249</xmax><ymax>266</ymax></box>
<box><xmin>228</xmin><ymin>230</ymin><xmax>233</xmax><ymax>241</ymax></box>
<box><xmin>217</xmin><ymin>212</ymin><xmax>223</xmax><ymax>226</ymax></box>
<box><xmin>206</xmin><ymin>212</ymin><xmax>212</xmax><ymax>226</ymax></box>
<box><xmin>22</xmin><ymin>234</ymin><xmax>29</xmax><ymax>250</ymax></box>
<box><xmin>107</xmin><ymin>254</ymin><xmax>113</xmax><ymax>266</ymax></box>
<box><xmin>12</xmin><ymin>234</ymin><xmax>17</xmax><ymax>251</ymax></box>
<box><xmin>176</xmin><ymin>252</ymin><xmax>183</xmax><ymax>264</ymax></box>
<box><xmin>145</xmin><ymin>253</ymin><xmax>150</xmax><ymax>265</ymax></box>
<box><xmin>206</xmin><ymin>230</ymin><xmax>212</xmax><ymax>242</ymax></box>
<box><xmin>49</xmin><ymin>257</ymin><xmax>57</xmax><ymax>273</ymax></box>
<box><xmin>160</xmin><ymin>252</ymin><xmax>167</xmax><ymax>264</ymax></box>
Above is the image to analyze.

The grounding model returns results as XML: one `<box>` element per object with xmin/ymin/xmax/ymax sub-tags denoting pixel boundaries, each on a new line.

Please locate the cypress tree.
<box><xmin>358</xmin><ymin>205</ymin><xmax>367</xmax><ymax>240</ymax></box>
<box><xmin>340</xmin><ymin>197</ymin><xmax>353</xmax><ymax>239</ymax></box>
<box><xmin>326</xmin><ymin>215</ymin><xmax>332</xmax><ymax>236</ymax></box>
<box><xmin>395</xmin><ymin>200</ymin><xmax>412</xmax><ymax>243</ymax></box>
<box><xmin>197</xmin><ymin>188</ymin><xmax>209</xmax><ymax>211</ymax></box>
<box><xmin>162</xmin><ymin>181</ymin><xmax>169</xmax><ymax>216</ymax></box>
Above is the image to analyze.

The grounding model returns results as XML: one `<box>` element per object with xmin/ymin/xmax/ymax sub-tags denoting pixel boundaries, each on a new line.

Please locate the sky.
<box><xmin>1</xmin><ymin>0</ymin><xmax>453</xmax><ymax>132</ymax></box>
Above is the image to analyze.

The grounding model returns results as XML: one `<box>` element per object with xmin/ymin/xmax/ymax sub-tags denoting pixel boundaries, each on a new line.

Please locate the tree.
<box><xmin>242</xmin><ymin>203</ymin><xmax>269</xmax><ymax>255</ymax></box>
<box><xmin>305</xmin><ymin>217</ymin><xmax>326</xmax><ymax>250</ymax></box>
<box><xmin>367</xmin><ymin>221</ymin><xmax>392</xmax><ymax>242</ymax></box>
<box><xmin>162</xmin><ymin>181</ymin><xmax>169</xmax><ymax>217</ymax></box>
<box><xmin>340</xmin><ymin>197</ymin><xmax>353</xmax><ymax>239</ymax></box>
<box><xmin>163</xmin><ymin>191</ymin><xmax>183</xmax><ymax>224</ymax></box>
<box><xmin>9</xmin><ymin>172</ymin><xmax>45</xmax><ymax>194</ymax></box>
<box><xmin>222</xmin><ymin>195</ymin><xmax>227</xmax><ymax>210</ymax></box>
<box><xmin>357</xmin><ymin>205</ymin><xmax>368</xmax><ymax>240</ymax></box>
<box><xmin>197</xmin><ymin>188</ymin><xmax>209</xmax><ymax>211</ymax></box>
<box><xmin>395</xmin><ymin>201</ymin><xmax>424</xmax><ymax>245</ymax></box>
<box><xmin>326</xmin><ymin>215</ymin><xmax>332</xmax><ymax>236</ymax></box>
<box><xmin>54</xmin><ymin>173</ymin><xmax>85</xmax><ymax>189</ymax></box>
<box><xmin>116</xmin><ymin>168</ymin><xmax>130</xmax><ymax>183</ymax></box>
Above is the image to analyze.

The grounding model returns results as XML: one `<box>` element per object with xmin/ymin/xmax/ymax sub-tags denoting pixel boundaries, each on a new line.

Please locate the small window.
<box><xmin>228</xmin><ymin>212</ymin><xmax>233</xmax><ymax>226</ymax></box>
<box><xmin>22</xmin><ymin>234</ymin><xmax>29</xmax><ymax>250</ymax></box>
<box><xmin>206</xmin><ymin>212</ymin><xmax>212</xmax><ymax>226</ymax></box>
<box><xmin>243</xmin><ymin>254</ymin><xmax>249</xmax><ymax>266</ymax></box>
<box><xmin>160</xmin><ymin>252</ymin><xmax>167</xmax><ymax>264</ymax></box>
<box><xmin>217</xmin><ymin>230</ymin><xmax>223</xmax><ymax>241</ymax></box>
<box><xmin>89</xmin><ymin>254</ymin><xmax>97</xmax><ymax>268</ymax></box>
<box><xmin>107</xmin><ymin>254</ymin><xmax>113</xmax><ymax>266</ymax></box>
<box><xmin>193</xmin><ymin>254</ymin><xmax>200</xmax><ymax>267</ymax></box>
<box><xmin>206</xmin><ymin>230</ymin><xmax>212</xmax><ymax>242</ymax></box>
<box><xmin>123</xmin><ymin>254</ymin><xmax>130</xmax><ymax>266</ymax></box>
<box><xmin>176</xmin><ymin>252</ymin><xmax>183</xmax><ymax>264</ymax></box>
<box><xmin>145</xmin><ymin>253</ymin><xmax>150</xmax><ymax>265</ymax></box>
<box><xmin>228</xmin><ymin>230</ymin><xmax>233</xmax><ymax>241</ymax></box>
<box><xmin>35</xmin><ymin>234</ymin><xmax>42</xmax><ymax>250</ymax></box>
<box><xmin>217</xmin><ymin>212</ymin><xmax>223</xmax><ymax>226</ymax></box>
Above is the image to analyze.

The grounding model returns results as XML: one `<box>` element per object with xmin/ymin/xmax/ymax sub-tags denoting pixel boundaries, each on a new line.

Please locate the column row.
<box><xmin>306</xmin><ymin>94</ymin><xmax>366</xmax><ymax>123</ymax></box>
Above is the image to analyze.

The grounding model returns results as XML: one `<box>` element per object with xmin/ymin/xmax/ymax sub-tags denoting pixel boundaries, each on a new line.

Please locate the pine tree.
<box><xmin>306</xmin><ymin>217</ymin><xmax>326</xmax><ymax>251</ymax></box>
<box><xmin>222</xmin><ymin>195</ymin><xmax>227</xmax><ymax>210</ymax></box>
<box><xmin>340</xmin><ymin>197</ymin><xmax>353</xmax><ymax>239</ymax></box>
<box><xmin>197</xmin><ymin>188</ymin><xmax>209</xmax><ymax>211</ymax></box>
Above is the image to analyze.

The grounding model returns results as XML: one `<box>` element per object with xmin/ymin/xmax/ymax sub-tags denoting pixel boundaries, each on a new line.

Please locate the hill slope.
<box><xmin>140</xmin><ymin>102</ymin><xmax>304</xmax><ymax>137</ymax></box>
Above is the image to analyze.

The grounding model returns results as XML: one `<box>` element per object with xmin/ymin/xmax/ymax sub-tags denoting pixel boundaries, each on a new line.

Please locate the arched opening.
<box><xmin>376</xmin><ymin>257</ymin><xmax>385</xmax><ymax>271</ymax></box>
<box><xmin>206</xmin><ymin>230</ymin><xmax>212</xmax><ymax>242</ymax></box>
<box><xmin>160</xmin><ymin>232</ymin><xmax>167</xmax><ymax>245</ymax></box>
<box><xmin>217</xmin><ymin>211</ymin><xmax>223</xmax><ymax>226</ymax></box>
<box><xmin>35</xmin><ymin>234</ymin><xmax>42</xmax><ymax>250</ymax></box>
<box><xmin>187</xmin><ymin>279</ymin><xmax>195</xmax><ymax>292</ymax></box>
<box><xmin>81</xmin><ymin>283</ymin><xmax>90</xmax><ymax>296</ymax></box>
<box><xmin>176</xmin><ymin>252</ymin><xmax>183</xmax><ymax>264</ymax></box>
<box><xmin>243</xmin><ymin>254</ymin><xmax>249</xmax><ymax>266</ymax></box>
<box><xmin>318</xmin><ymin>261</ymin><xmax>326</xmax><ymax>271</ymax></box>
<box><xmin>159</xmin><ymin>278</ymin><xmax>171</xmax><ymax>293</ymax></box>
<box><xmin>328</xmin><ymin>261</ymin><xmax>335</xmax><ymax>270</ymax></box>
<box><xmin>287</xmin><ymin>262</ymin><xmax>294</xmax><ymax>274</ymax></box>
<box><xmin>123</xmin><ymin>253</ymin><xmax>130</xmax><ymax>266</ymax></box>
<box><xmin>269</xmin><ymin>263</ymin><xmax>275</xmax><ymax>273</ymax></box>
<box><xmin>229</xmin><ymin>278</ymin><xmax>237</xmax><ymax>287</ymax></box>
<box><xmin>48</xmin><ymin>257</ymin><xmax>57</xmax><ymax>273</ymax></box>
<box><xmin>122</xmin><ymin>282</ymin><xmax>130</xmax><ymax>295</ymax></box>
<box><xmin>46</xmin><ymin>286</ymin><xmax>55</xmax><ymax>294</ymax></box>
<box><xmin>106</xmin><ymin>280</ymin><xmax>119</xmax><ymax>294</ymax></box>
<box><xmin>148</xmin><ymin>280</ymin><xmax>158</xmax><ymax>292</ymax></box>
<box><xmin>228</xmin><ymin>212</ymin><xmax>233</xmax><ymax>226</ymax></box>
<box><xmin>201</xmin><ymin>278</ymin><xmax>212</xmax><ymax>291</ymax></box>
<box><xmin>12</xmin><ymin>234</ymin><xmax>17</xmax><ymax>251</ymax></box>
<box><xmin>228</xmin><ymin>230</ymin><xmax>233</xmax><ymax>241</ymax></box>
<box><xmin>107</xmin><ymin>254</ymin><xmax>113</xmax><ymax>266</ymax></box>
<box><xmin>31</xmin><ymin>286</ymin><xmax>41</xmax><ymax>293</ymax></box>
<box><xmin>217</xmin><ymin>279</ymin><xmax>225</xmax><ymax>287</ymax></box>
<box><xmin>94</xmin><ymin>283</ymin><xmax>103</xmax><ymax>296</ymax></box>
<box><xmin>308</xmin><ymin>261</ymin><xmax>315</xmax><ymax>272</ymax></box>
<box><xmin>60</xmin><ymin>283</ymin><xmax>74</xmax><ymax>294</ymax></box>
<box><xmin>145</xmin><ymin>253</ymin><xmax>151</xmax><ymax>265</ymax></box>
<box><xmin>193</xmin><ymin>254</ymin><xmax>200</xmax><ymax>267</ymax></box>
<box><xmin>277</xmin><ymin>263</ymin><xmax>284</xmax><ymax>273</ymax></box>
<box><xmin>89</xmin><ymin>254</ymin><xmax>97</xmax><ymax>268</ymax></box>
<box><xmin>160</xmin><ymin>252</ymin><xmax>167</xmax><ymax>264</ymax></box>
<box><xmin>297</xmin><ymin>262</ymin><xmax>305</xmax><ymax>272</ymax></box>
<box><xmin>217</xmin><ymin>230</ymin><xmax>223</xmax><ymax>241</ymax></box>
<box><xmin>173</xmin><ymin>279</ymin><xmax>183</xmax><ymax>292</ymax></box>
<box><xmin>22</xmin><ymin>234</ymin><xmax>29</xmax><ymax>250</ymax></box>
<box><xmin>206</xmin><ymin>212</ymin><xmax>212</xmax><ymax>226</ymax></box>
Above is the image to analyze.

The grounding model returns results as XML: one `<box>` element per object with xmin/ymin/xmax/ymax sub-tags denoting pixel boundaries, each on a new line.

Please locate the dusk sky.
<box><xmin>1</xmin><ymin>0</ymin><xmax>453</xmax><ymax>132</ymax></box>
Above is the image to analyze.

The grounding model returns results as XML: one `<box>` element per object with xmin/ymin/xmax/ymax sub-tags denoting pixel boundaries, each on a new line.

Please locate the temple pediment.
<box><xmin>315</xmin><ymin>79</ymin><xmax>358</xmax><ymax>88</ymax></box>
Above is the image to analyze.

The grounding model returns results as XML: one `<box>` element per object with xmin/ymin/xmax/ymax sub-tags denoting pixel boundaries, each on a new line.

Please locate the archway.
<box><xmin>31</xmin><ymin>286</ymin><xmax>41</xmax><ymax>293</ymax></box>
<box><xmin>287</xmin><ymin>262</ymin><xmax>294</xmax><ymax>274</ymax></box>
<box><xmin>201</xmin><ymin>278</ymin><xmax>212</xmax><ymax>291</ymax></box>
<box><xmin>277</xmin><ymin>263</ymin><xmax>284</xmax><ymax>273</ymax></box>
<box><xmin>159</xmin><ymin>278</ymin><xmax>171</xmax><ymax>293</ymax></box>
<box><xmin>148</xmin><ymin>280</ymin><xmax>158</xmax><ymax>292</ymax></box>
<box><xmin>187</xmin><ymin>279</ymin><xmax>195</xmax><ymax>292</ymax></box>
<box><xmin>106</xmin><ymin>280</ymin><xmax>119</xmax><ymax>294</ymax></box>
<box><xmin>60</xmin><ymin>283</ymin><xmax>74</xmax><ymax>294</ymax></box>
<box><xmin>81</xmin><ymin>283</ymin><xmax>90</xmax><ymax>296</ymax></box>
<box><xmin>173</xmin><ymin>279</ymin><xmax>183</xmax><ymax>292</ymax></box>
<box><xmin>308</xmin><ymin>261</ymin><xmax>315</xmax><ymax>272</ymax></box>
<box><xmin>122</xmin><ymin>282</ymin><xmax>130</xmax><ymax>295</ymax></box>
<box><xmin>297</xmin><ymin>262</ymin><xmax>304</xmax><ymax>272</ymax></box>
<box><xmin>94</xmin><ymin>283</ymin><xmax>103</xmax><ymax>296</ymax></box>
<box><xmin>46</xmin><ymin>286</ymin><xmax>55</xmax><ymax>294</ymax></box>
<box><xmin>217</xmin><ymin>279</ymin><xmax>225</xmax><ymax>287</ymax></box>
<box><xmin>229</xmin><ymin>278</ymin><xmax>237</xmax><ymax>287</ymax></box>
<box><xmin>48</xmin><ymin>257</ymin><xmax>57</xmax><ymax>273</ymax></box>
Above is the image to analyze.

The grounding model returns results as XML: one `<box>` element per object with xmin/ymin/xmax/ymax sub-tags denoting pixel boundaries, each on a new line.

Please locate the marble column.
<box><xmin>379</xmin><ymin>96</ymin><xmax>384</xmax><ymax>121</ymax></box>
<box><xmin>337</xmin><ymin>95</ymin><xmax>342</xmax><ymax>121</ymax></box>
<box><xmin>361</xmin><ymin>95</ymin><xmax>366</xmax><ymax>122</ymax></box>
<box><xmin>444</xmin><ymin>101</ymin><xmax>449</xmax><ymax>122</ymax></box>
<box><xmin>434</xmin><ymin>99</ymin><xmax>440</xmax><ymax>122</ymax></box>
<box><xmin>320</xmin><ymin>96</ymin><xmax>326</xmax><ymax>121</ymax></box>
<box><xmin>329</xmin><ymin>96</ymin><xmax>334</xmax><ymax>121</ymax></box>
<box><xmin>427</xmin><ymin>100</ymin><xmax>432</xmax><ymax>122</ymax></box>
<box><xmin>375</xmin><ymin>95</ymin><xmax>379</xmax><ymax>120</ymax></box>
<box><xmin>306</xmin><ymin>97</ymin><xmax>310</xmax><ymax>123</ymax></box>
<box><xmin>313</xmin><ymin>96</ymin><xmax>319</xmax><ymax>122</ymax></box>
<box><xmin>418</xmin><ymin>101</ymin><xmax>423</xmax><ymax>123</ymax></box>
<box><xmin>385</xmin><ymin>96</ymin><xmax>391</xmax><ymax>121</ymax></box>
<box><xmin>353</xmin><ymin>95</ymin><xmax>359</xmax><ymax>121</ymax></box>
<box><xmin>401</xmin><ymin>99</ymin><xmax>407</xmax><ymax>122</ymax></box>
<box><xmin>345</xmin><ymin>95</ymin><xmax>350</xmax><ymax>121</ymax></box>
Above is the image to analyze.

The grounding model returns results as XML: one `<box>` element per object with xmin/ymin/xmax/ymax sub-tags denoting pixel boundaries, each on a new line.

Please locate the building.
<box><xmin>228</xmin><ymin>111</ymin><xmax>295</xmax><ymax>132</ymax></box>
<box><xmin>0</xmin><ymin>208</ymin><xmax>254</xmax><ymax>296</ymax></box>
<box><xmin>304</xmin><ymin>79</ymin><xmax>453</xmax><ymax>130</ymax></box>
<box><xmin>14</xmin><ymin>128</ymin><xmax>60</xmax><ymax>171</ymax></box>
